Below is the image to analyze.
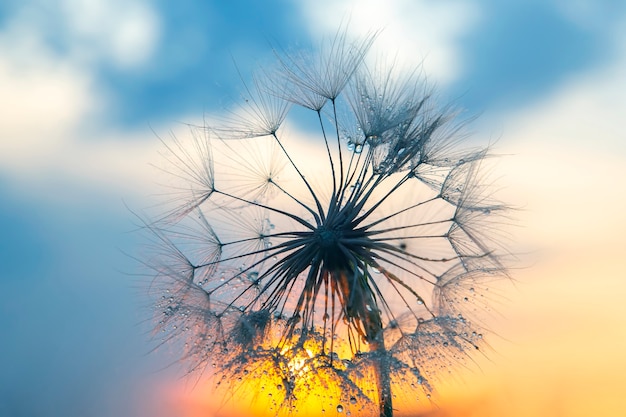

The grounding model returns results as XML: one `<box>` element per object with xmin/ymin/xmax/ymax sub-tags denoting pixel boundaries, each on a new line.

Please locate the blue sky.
<box><xmin>1</xmin><ymin>1</ymin><xmax>626</xmax><ymax>416</ymax></box>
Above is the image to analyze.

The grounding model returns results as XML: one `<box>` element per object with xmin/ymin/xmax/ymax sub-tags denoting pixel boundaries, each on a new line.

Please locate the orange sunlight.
<box><xmin>159</xmin><ymin>239</ymin><xmax>626</xmax><ymax>417</ymax></box>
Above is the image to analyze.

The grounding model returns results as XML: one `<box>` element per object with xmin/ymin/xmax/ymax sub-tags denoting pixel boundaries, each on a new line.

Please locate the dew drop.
<box><xmin>350</xmin><ymin>396</ymin><xmax>357</xmax><ymax>405</ymax></box>
<box><xmin>337</xmin><ymin>404</ymin><xmax>344</xmax><ymax>413</ymax></box>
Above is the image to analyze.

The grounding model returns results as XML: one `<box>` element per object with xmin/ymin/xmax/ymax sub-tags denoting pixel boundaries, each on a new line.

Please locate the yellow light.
<box><xmin>284</xmin><ymin>347</ymin><xmax>314</xmax><ymax>374</ymax></box>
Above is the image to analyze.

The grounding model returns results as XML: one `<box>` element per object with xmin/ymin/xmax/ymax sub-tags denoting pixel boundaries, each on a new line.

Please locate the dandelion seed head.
<box><xmin>142</xmin><ymin>29</ymin><xmax>511</xmax><ymax>417</ymax></box>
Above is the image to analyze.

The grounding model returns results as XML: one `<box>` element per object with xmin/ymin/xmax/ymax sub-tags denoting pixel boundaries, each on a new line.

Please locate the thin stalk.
<box><xmin>360</xmin><ymin>272</ymin><xmax>393</xmax><ymax>417</ymax></box>
<box><xmin>336</xmin><ymin>266</ymin><xmax>393</xmax><ymax>417</ymax></box>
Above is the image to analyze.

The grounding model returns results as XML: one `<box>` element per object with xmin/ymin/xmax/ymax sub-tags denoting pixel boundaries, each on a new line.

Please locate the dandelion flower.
<box><xmin>143</xmin><ymin>31</ymin><xmax>510</xmax><ymax>417</ymax></box>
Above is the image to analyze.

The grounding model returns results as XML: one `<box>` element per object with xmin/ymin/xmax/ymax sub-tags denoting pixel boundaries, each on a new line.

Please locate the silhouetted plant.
<box><xmin>143</xmin><ymin>31</ymin><xmax>510</xmax><ymax>417</ymax></box>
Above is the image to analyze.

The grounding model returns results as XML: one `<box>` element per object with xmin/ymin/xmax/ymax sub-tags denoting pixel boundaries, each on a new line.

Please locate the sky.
<box><xmin>1</xmin><ymin>0</ymin><xmax>625</xmax><ymax>416</ymax></box>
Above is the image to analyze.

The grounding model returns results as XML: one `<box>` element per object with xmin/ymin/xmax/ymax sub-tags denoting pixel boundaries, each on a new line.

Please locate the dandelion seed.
<box><xmin>142</xmin><ymin>30</ymin><xmax>510</xmax><ymax>417</ymax></box>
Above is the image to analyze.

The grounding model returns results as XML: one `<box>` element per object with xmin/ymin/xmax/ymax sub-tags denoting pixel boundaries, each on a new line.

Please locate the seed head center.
<box><xmin>315</xmin><ymin>226</ymin><xmax>343</xmax><ymax>250</ymax></box>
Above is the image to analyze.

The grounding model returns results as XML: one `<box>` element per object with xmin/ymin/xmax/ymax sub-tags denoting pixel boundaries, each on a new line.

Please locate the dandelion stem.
<box><xmin>317</xmin><ymin>109</ymin><xmax>338</xmax><ymax>197</ymax></box>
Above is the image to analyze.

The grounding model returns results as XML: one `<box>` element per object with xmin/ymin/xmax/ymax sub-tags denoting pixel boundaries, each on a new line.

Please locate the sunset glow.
<box><xmin>2</xmin><ymin>2</ymin><xmax>625</xmax><ymax>417</ymax></box>
<box><xmin>163</xmin><ymin>243</ymin><xmax>626</xmax><ymax>417</ymax></box>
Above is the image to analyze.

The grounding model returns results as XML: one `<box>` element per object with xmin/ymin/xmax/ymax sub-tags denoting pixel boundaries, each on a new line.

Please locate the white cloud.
<box><xmin>3</xmin><ymin>0</ymin><xmax>161</xmax><ymax>71</ymax></box>
<box><xmin>1</xmin><ymin>0</ymin><xmax>625</xmax><ymax>230</ymax></box>
<box><xmin>0</xmin><ymin>40</ymin><xmax>95</xmax><ymax>139</ymax></box>
<box><xmin>0</xmin><ymin>30</ymin><xmax>97</xmax><ymax>178</ymax></box>
<box><xmin>60</xmin><ymin>0</ymin><xmax>161</xmax><ymax>69</ymax></box>
<box><xmin>297</xmin><ymin>0</ymin><xmax>480</xmax><ymax>85</ymax></box>
<box><xmin>0</xmin><ymin>2</ymin><xmax>164</xmax><ymax>203</ymax></box>
<box><xmin>553</xmin><ymin>0</ymin><xmax>626</xmax><ymax>30</ymax></box>
<box><xmin>483</xmin><ymin>20</ymin><xmax>626</xmax><ymax>250</ymax></box>
<box><xmin>0</xmin><ymin>45</ymin><xmax>162</xmax><ymax>202</ymax></box>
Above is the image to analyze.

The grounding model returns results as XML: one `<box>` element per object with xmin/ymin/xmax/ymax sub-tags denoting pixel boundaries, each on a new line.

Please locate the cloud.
<box><xmin>1</xmin><ymin>0</ymin><xmax>624</xmax><ymax>224</ymax></box>
<box><xmin>297</xmin><ymin>0</ymin><xmax>480</xmax><ymax>85</ymax></box>
<box><xmin>0</xmin><ymin>0</ymin><xmax>166</xmax><ymax>203</ymax></box>
<box><xmin>553</xmin><ymin>0</ymin><xmax>626</xmax><ymax>30</ymax></box>
<box><xmin>59</xmin><ymin>0</ymin><xmax>161</xmax><ymax>70</ymax></box>
<box><xmin>482</xmin><ymin>16</ymin><xmax>626</xmax><ymax>250</ymax></box>
<box><xmin>0</xmin><ymin>41</ymin><xmax>95</xmax><ymax>140</ymax></box>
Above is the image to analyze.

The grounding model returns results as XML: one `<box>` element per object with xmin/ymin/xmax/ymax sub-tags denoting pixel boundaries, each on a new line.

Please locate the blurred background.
<box><xmin>1</xmin><ymin>0</ymin><xmax>625</xmax><ymax>416</ymax></box>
